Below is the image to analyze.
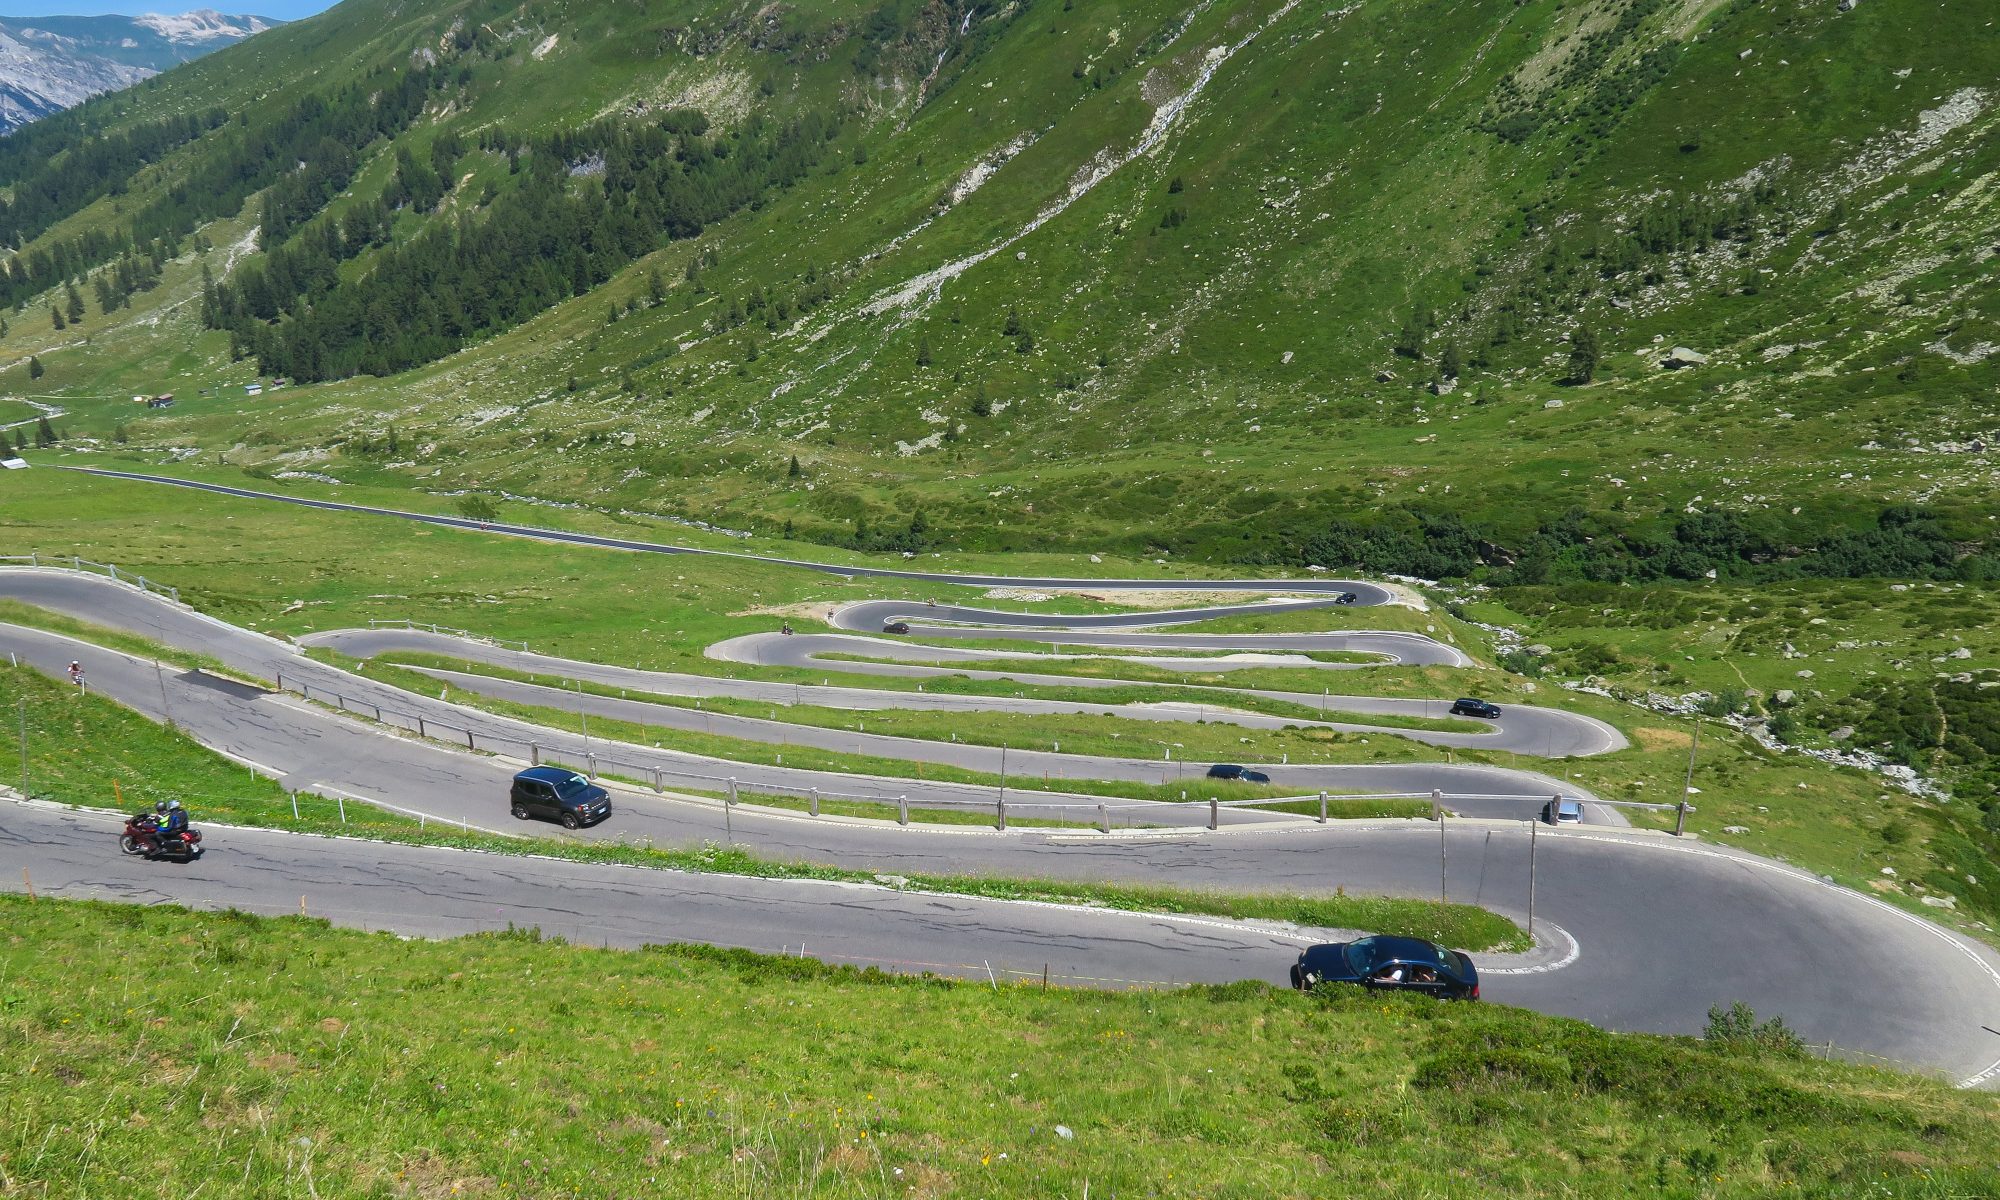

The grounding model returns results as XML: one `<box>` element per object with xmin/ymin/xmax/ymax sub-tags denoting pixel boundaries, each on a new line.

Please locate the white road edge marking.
<box><xmin>1480</xmin><ymin>920</ymin><xmax>1580</xmax><ymax>976</ymax></box>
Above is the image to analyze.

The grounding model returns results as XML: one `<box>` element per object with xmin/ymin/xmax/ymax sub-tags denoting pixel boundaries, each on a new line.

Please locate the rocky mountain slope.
<box><xmin>0</xmin><ymin>10</ymin><xmax>274</xmax><ymax>133</ymax></box>
<box><xmin>1</xmin><ymin>0</ymin><xmax>1996</xmax><ymax>571</ymax></box>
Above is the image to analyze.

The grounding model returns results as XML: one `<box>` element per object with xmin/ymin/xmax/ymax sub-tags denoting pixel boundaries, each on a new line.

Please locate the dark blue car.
<box><xmin>1290</xmin><ymin>935</ymin><xmax>1480</xmax><ymax>1001</ymax></box>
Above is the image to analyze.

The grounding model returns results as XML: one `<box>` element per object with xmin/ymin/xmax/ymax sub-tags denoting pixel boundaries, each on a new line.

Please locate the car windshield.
<box><xmin>553</xmin><ymin>774</ymin><xmax>592</xmax><ymax>800</ymax></box>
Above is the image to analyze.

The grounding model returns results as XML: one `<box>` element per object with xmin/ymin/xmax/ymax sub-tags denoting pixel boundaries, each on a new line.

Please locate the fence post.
<box><xmin>1209</xmin><ymin>797</ymin><xmax>1219</xmax><ymax>831</ymax></box>
<box><xmin>1431</xmin><ymin>789</ymin><xmax>1443</xmax><ymax>821</ymax></box>
<box><xmin>728</xmin><ymin>778</ymin><xmax>739</xmax><ymax>806</ymax></box>
<box><xmin>1318</xmin><ymin>791</ymin><xmax>1328</xmax><ymax>823</ymax></box>
<box><xmin>108</xmin><ymin>564</ymin><xmax>120</xmax><ymax>583</ymax></box>
<box><xmin>586</xmin><ymin>753</ymin><xmax>597</xmax><ymax>778</ymax></box>
<box><xmin>899</xmin><ymin>794</ymin><xmax>910</xmax><ymax>826</ymax></box>
<box><xmin>995</xmin><ymin>795</ymin><xmax>1006</xmax><ymax>830</ymax></box>
<box><xmin>169</xmin><ymin>586</ymin><xmax>178</xmax><ymax>603</ymax></box>
<box><xmin>809</xmin><ymin>787</ymin><xmax>820</xmax><ymax>816</ymax></box>
<box><xmin>372</xmin><ymin>704</ymin><xmax>381</xmax><ymax>721</ymax></box>
<box><xmin>651</xmin><ymin>768</ymin><xmax>662</xmax><ymax>794</ymax></box>
<box><xmin>71</xmin><ymin>555</ymin><xmax>80</xmax><ymax>570</ymax></box>
<box><xmin>465</xmin><ymin>728</ymin><xmax>474</xmax><ymax>749</ymax></box>
<box><xmin>1098</xmin><ymin>803</ymin><xmax>1110</xmax><ymax>834</ymax></box>
<box><xmin>418</xmin><ymin>717</ymin><xmax>426</xmax><ymax>738</ymax></box>
<box><xmin>530</xmin><ymin>742</ymin><xmax>539</xmax><ymax>765</ymax></box>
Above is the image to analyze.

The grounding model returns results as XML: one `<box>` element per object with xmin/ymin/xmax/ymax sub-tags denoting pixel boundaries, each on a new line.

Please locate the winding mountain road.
<box><xmin>1</xmin><ymin>567</ymin><xmax>1997</xmax><ymax>1085</ymax></box>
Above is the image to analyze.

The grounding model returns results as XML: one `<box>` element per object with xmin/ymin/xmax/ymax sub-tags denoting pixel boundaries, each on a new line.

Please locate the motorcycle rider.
<box><xmin>142</xmin><ymin>799</ymin><xmax>168</xmax><ymax>852</ymax></box>
<box><xmin>158</xmin><ymin>798</ymin><xmax>190</xmax><ymax>851</ymax></box>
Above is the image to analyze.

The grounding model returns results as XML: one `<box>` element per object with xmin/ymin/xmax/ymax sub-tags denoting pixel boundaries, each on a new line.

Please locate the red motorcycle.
<box><xmin>120</xmin><ymin>812</ymin><xmax>203</xmax><ymax>861</ymax></box>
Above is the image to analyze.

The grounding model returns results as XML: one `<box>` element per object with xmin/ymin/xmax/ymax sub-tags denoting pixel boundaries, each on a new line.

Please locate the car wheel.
<box><xmin>1289</xmin><ymin>965</ymin><xmax>1305</xmax><ymax>990</ymax></box>
<box><xmin>512</xmin><ymin>805</ymin><xmax>531</xmax><ymax>821</ymax></box>
<box><xmin>560</xmin><ymin>812</ymin><xmax>580</xmax><ymax>830</ymax></box>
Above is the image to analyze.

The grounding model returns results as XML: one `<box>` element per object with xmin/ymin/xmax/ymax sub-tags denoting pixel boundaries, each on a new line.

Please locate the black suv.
<box><xmin>882</xmin><ymin>620</ymin><xmax>911</xmax><ymax>635</ymax></box>
<box><xmin>1449</xmin><ymin>697</ymin><xmax>1501</xmax><ymax>719</ymax></box>
<box><xmin>510</xmin><ymin>767</ymin><xmax>612</xmax><ymax>829</ymax></box>
<box><xmin>1333</xmin><ymin>591</ymin><xmax>1359</xmax><ymax>605</ymax></box>
<box><xmin>1205</xmin><ymin>764</ymin><xmax>1271</xmax><ymax>783</ymax></box>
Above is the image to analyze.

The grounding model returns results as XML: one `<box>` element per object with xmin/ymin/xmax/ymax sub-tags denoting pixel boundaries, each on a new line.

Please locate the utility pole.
<box><xmin>1676</xmin><ymin>723</ymin><xmax>1699</xmax><ymax>837</ymax></box>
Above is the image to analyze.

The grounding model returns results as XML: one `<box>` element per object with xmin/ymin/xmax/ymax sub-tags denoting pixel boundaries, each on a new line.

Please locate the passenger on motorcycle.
<box><xmin>159</xmin><ymin>799</ymin><xmax>190</xmax><ymax>848</ymax></box>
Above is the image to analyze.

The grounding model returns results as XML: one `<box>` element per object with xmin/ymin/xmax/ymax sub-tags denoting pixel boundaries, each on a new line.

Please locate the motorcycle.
<box><xmin>120</xmin><ymin>812</ymin><xmax>203</xmax><ymax>861</ymax></box>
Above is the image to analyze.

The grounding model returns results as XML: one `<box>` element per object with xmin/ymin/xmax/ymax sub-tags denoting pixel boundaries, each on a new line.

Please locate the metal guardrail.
<box><xmin>268</xmin><ymin>669</ymin><xmax>1598</xmax><ymax>833</ymax></box>
<box><xmin>366</xmin><ymin>617</ymin><xmax>530</xmax><ymax>652</ymax></box>
<box><xmin>0</xmin><ymin>554</ymin><xmax>179</xmax><ymax>603</ymax></box>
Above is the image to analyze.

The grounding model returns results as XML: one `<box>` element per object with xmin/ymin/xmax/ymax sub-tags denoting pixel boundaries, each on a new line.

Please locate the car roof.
<box><xmin>514</xmin><ymin>766</ymin><xmax>581</xmax><ymax>784</ymax></box>
<box><xmin>1354</xmin><ymin>934</ymin><xmax>1446</xmax><ymax>963</ymax></box>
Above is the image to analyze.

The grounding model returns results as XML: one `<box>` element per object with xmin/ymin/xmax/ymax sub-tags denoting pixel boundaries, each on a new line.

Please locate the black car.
<box><xmin>1205</xmin><ymin>763</ymin><xmax>1272</xmax><ymax>784</ymax></box>
<box><xmin>1450</xmin><ymin>697</ymin><xmax>1502</xmax><ymax>719</ymax></box>
<box><xmin>510</xmin><ymin>766</ymin><xmax>612</xmax><ymax>829</ymax></box>
<box><xmin>882</xmin><ymin>620</ymin><xmax>911</xmax><ymax>635</ymax></box>
<box><xmin>1290</xmin><ymin>935</ymin><xmax>1480</xmax><ymax>1001</ymax></box>
<box><xmin>1334</xmin><ymin>591</ymin><xmax>1359</xmax><ymax>605</ymax></box>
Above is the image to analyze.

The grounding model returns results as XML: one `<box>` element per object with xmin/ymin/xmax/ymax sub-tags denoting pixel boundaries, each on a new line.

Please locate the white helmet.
<box><xmin>167</xmin><ymin>799</ymin><xmax>182</xmax><ymax>811</ymax></box>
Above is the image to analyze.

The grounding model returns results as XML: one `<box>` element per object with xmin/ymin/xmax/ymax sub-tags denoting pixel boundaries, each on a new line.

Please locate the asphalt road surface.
<box><xmin>316</xmin><ymin>625</ymin><xmax>1625</xmax><ymax>760</ymax></box>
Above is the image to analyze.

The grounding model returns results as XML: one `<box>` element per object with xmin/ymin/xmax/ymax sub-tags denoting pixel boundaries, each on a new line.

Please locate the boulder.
<box><xmin>1544</xmin><ymin>397</ymin><xmax>1564</xmax><ymax>408</ymax></box>
<box><xmin>1774</xmin><ymin>689</ymin><xmax>1796</xmax><ymax>704</ymax></box>
<box><xmin>1661</xmin><ymin>346</ymin><xmax>1709</xmax><ymax>369</ymax></box>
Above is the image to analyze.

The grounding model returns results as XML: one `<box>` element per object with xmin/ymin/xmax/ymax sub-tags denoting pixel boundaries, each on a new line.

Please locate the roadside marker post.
<box><xmin>1529</xmin><ymin>814</ymin><xmax>1539</xmax><ymax>937</ymax></box>
<box><xmin>1208</xmin><ymin>797</ymin><xmax>1218</xmax><ymax>831</ymax></box>
<box><xmin>1318</xmin><ymin>791</ymin><xmax>1327</xmax><ymax>823</ymax></box>
<box><xmin>900</xmin><ymin>794</ymin><xmax>911</xmax><ymax>826</ymax></box>
<box><xmin>1098</xmin><ymin>804</ymin><xmax>1110</xmax><ymax>833</ymax></box>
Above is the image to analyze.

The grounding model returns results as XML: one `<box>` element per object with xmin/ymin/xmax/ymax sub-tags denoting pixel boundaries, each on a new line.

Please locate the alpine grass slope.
<box><xmin>0</xmin><ymin>0</ymin><xmax>1995</xmax><ymax>576</ymax></box>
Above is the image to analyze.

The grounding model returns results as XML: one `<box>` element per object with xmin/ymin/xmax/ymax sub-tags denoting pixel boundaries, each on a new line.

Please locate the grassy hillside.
<box><xmin>0</xmin><ymin>0</ymin><xmax>1994</xmax><ymax>569</ymax></box>
<box><xmin>5</xmin><ymin>895</ymin><xmax>1998</xmax><ymax>1198</ymax></box>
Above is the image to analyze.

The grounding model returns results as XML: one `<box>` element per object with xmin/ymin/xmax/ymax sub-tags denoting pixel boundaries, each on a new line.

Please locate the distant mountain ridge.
<box><xmin>0</xmin><ymin>10</ymin><xmax>276</xmax><ymax>134</ymax></box>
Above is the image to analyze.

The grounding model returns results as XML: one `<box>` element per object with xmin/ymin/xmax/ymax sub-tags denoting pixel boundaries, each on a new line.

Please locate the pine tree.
<box><xmin>12</xmin><ymin>430</ymin><xmax>25</xmax><ymax>454</ymax></box>
<box><xmin>51</xmin><ymin>306</ymin><xmax>64</xmax><ymax>332</ymax></box>
<box><xmin>788</xmin><ymin>454</ymin><xmax>802</xmax><ymax>478</ymax></box>
<box><xmin>1003</xmin><ymin>310</ymin><xmax>1022</xmax><ymax>337</ymax></box>
<box><xmin>1393</xmin><ymin>313</ymin><xmax>1426</xmax><ymax>360</ymax></box>
<box><xmin>114</xmin><ymin>424</ymin><xmax>128</xmax><ymax>444</ymax></box>
<box><xmin>1567</xmin><ymin>326</ymin><xmax>1599</xmax><ymax>385</ymax></box>
<box><xmin>916</xmin><ymin>336</ymin><xmax>932</xmax><ymax>367</ymax></box>
<box><xmin>27</xmin><ymin>355</ymin><xmax>43</xmax><ymax>380</ymax></box>
<box><xmin>970</xmin><ymin>386</ymin><xmax>992</xmax><ymax>418</ymax></box>
<box><xmin>35</xmin><ymin>415</ymin><xmax>56</xmax><ymax>447</ymax></box>
<box><xmin>64</xmin><ymin>282</ymin><xmax>84</xmax><ymax>324</ymax></box>
<box><xmin>1440</xmin><ymin>344</ymin><xmax>1463</xmax><ymax>379</ymax></box>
